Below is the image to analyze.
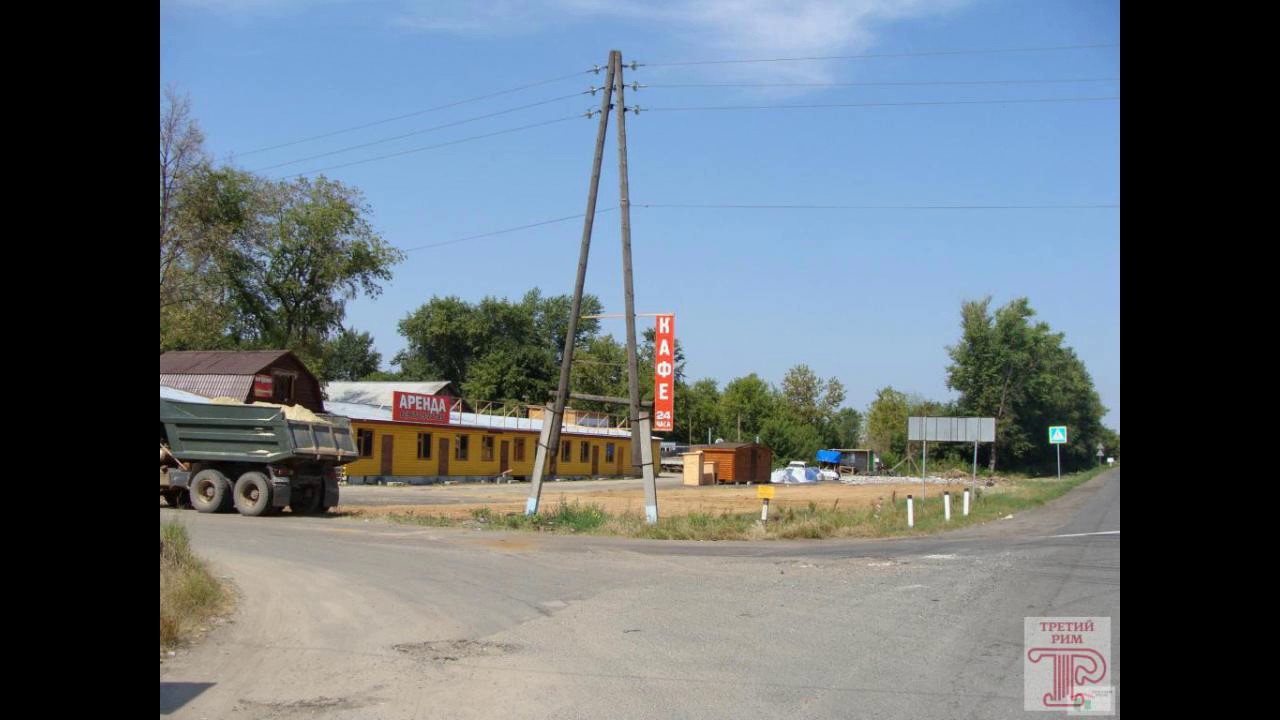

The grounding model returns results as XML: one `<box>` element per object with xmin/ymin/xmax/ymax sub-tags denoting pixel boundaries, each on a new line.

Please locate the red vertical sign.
<box><xmin>653</xmin><ymin>314</ymin><xmax>675</xmax><ymax>431</ymax></box>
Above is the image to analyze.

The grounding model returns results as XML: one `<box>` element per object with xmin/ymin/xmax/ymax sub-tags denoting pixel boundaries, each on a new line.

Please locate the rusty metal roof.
<box><xmin>159</xmin><ymin>374</ymin><xmax>254</xmax><ymax>400</ymax></box>
<box><xmin>159</xmin><ymin>350</ymin><xmax>295</xmax><ymax>375</ymax></box>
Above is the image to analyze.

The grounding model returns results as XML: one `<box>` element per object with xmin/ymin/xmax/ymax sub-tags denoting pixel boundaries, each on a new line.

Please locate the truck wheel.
<box><xmin>289</xmin><ymin>485</ymin><xmax>322</xmax><ymax>515</ymax></box>
<box><xmin>234</xmin><ymin>472</ymin><xmax>273</xmax><ymax>517</ymax></box>
<box><xmin>190</xmin><ymin>469</ymin><xmax>232</xmax><ymax>514</ymax></box>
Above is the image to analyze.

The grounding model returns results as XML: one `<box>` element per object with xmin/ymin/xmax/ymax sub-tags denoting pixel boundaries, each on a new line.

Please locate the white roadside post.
<box><xmin>944</xmin><ymin>491</ymin><xmax>951</xmax><ymax>521</ymax></box>
<box><xmin>963</xmin><ymin>489</ymin><xmax>970</xmax><ymax>516</ymax></box>
<box><xmin>906</xmin><ymin>494</ymin><xmax>914</xmax><ymax>528</ymax></box>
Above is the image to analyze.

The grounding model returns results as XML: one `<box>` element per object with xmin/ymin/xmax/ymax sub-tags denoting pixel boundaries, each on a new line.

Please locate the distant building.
<box><xmin>321</xmin><ymin>381</ymin><xmax>658</xmax><ymax>485</ymax></box>
<box><xmin>689</xmin><ymin>442</ymin><xmax>773</xmax><ymax>484</ymax></box>
<box><xmin>159</xmin><ymin>350</ymin><xmax>324</xmax><ymax>413</ymax></box>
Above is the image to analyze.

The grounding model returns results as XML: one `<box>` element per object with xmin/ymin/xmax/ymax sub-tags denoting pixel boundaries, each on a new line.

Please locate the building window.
<box><xmin>482</xmin><ymin>436</ymin><xmax>495</xmax><ymax>461</ymax></box>
<box><xmin>580</xmin><ymin>441</ymin><xmax>590</xmax><ymax>462</ymax></box>
<box><xmin>417</xmin><ymin>433</ymin><xmax>432</xmax><ymax>460</ymax></box>
<box><xmin>606</xmin><ymin>443</ymin><xmax>615</xmax><ymax>462</ymax></box>
<box><xmin>514</xmin><ymin>438</ymin><xmax>526</xmax><ymax>461</ymax></box>
<box><xmin>357</xmin><ymin>429</ymin><xmax>374</xmax><ymax>458</ymax></box>
<box><xmin>271</xmin><ymin>372</ymin><xmax>296</xmax><ymax>404</ymax></box>
<box><xmin>456</xmin><ymin>435</ymin><xmax>469</xmax><ymax>461</ymax></box>
<box><xmin>561</xmin><ymin>441</ymin><xmax>571</xmax><ymax>462</ymax></box>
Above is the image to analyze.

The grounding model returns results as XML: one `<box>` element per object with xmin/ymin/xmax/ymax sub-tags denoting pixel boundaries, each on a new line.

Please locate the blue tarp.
<box><xmin>816</xmin><ymin>449</ymin><xmax>842</xmax><ymax>464</ymax></box>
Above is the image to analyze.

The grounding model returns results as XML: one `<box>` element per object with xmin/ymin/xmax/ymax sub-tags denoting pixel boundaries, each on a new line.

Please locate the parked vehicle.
<box><xmin>160</xmin><ymin>396</ymin><xmax>358</xmax><ymax>516</ymax></box>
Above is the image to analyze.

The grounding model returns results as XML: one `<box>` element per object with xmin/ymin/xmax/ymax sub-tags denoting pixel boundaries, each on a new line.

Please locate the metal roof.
<box><xmin>159</xmin><ymin>350</ymin><xmax>295</xmax><ymax>375</ymax></box>
<box><xmin>692</xmin><ymin>442</ymin><xmax>759</xmax><ymax>450</ymax></box>
<box><xmin>323</xmin><ymin>400</ymin><xmax>637</xmax><ymax>439</ymax></box>
<box><xmin>160</xmin><ymin>384</ymin><xmax>213</xmax><ymax>404</ymax></box>
<box><xmin>159</xmin><ymin>374</ymin><xmax>254</xmax><ymax>401</ymax></box>
<box><xmin>324</xmin><ymin>381</ymin><xmax>458</xmax><ymax>407</ymax></box>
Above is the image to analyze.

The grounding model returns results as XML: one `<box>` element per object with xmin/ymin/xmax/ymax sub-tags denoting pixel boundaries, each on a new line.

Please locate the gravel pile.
<box><xmin>842</xmin><ymin>475</ymin><xmax>975</xmax><ymax>486</ymax></box>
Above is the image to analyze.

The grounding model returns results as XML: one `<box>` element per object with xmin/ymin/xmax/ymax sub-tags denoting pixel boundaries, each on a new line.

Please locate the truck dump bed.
<box><xmin>160</xmin><ymin>398</ymin><xmax>359</xmax><ymax>466</ymax></box>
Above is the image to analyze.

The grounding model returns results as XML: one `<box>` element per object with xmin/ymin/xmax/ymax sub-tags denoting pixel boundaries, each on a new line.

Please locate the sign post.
<box><xmin>908</xmin><ymin>417</ymin><xmax>997</xmax><ymax>499</ymax></box>
<box><xmin>1049</xmin><ymin>426</ymin><xmax>1068</xmax><ymax>479</ymax></box>
<box><xmin>757</xmin><ymin>484</ymin><xmax>774</xmax><ymax>523</ymax></box>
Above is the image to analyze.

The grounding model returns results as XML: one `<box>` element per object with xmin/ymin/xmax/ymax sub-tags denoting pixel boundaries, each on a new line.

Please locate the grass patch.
<box><xmin>375</xmin><ymin>466</ymin><xmax>1113</xmax><ymax>541</ymax></box>
<box><xmin>160</xmin><ymin>520</ymin><xmax>229</xmax><ymax>651</ymax></box>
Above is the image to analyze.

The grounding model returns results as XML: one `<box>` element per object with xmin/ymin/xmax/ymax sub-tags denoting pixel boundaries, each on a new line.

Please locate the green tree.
<box><xmin>717</xmin><ymin>374</ymin><xmax>776</xmax><ymax>444</ymax></box>
<box><xmin>826</xmin><ymin>407</ymin><xmax>863</xmax><ymax>448</ymax></box>
<box><xmin>780</xmin><ymin>364</ymin><xmax>846</xmax><ymax>427</ymax></box>
<box><xmin>216</xmin><ymin>175</ymin><xmax>402</xmax><ymax>363</ymax></box>
<box><xmin>160</xmin><ymin>88</ymin><xmax>237</xmax><ymax>351</ymax></box>
<box><xmin>520</xmin><ymin>288</ymin><xmax>603</xmax><ymax>365</ymax></box>
<box><xmin>569</xmin><ymin>334</ymin><xmax>628</xmax><ymax>409</ymax></box>
<box><xmin>319</xmin><ymin>327</ymin><xmax>382</xmax><ymax>381</ymax></box>
<box><xmin>760</xmin><ymin>412</ymin><xmax>822</xmax><ymax>465</ymax></box>
<box><xmin>676</xmin><ymin>378</ymin><xmax>721</xmax><ymax>445</ymax></box>
<box><xmin>865</xmin><ymin>387</ymin><xmax>909</xmax><ymax>467</ymax></box>
<box><xmin>395</xmin><ymin>296</ymin><xmax>478</xmax><ymax>381</ymax></box>
<box><xmin>463</xmin><ymin>345</ymin><xmax>557</xmax><ymax>402</ymax></box>
<box><xmin>947</xmin><ymin>297</ymin><xmax>1108</xmax><ymax>472</ymax></box>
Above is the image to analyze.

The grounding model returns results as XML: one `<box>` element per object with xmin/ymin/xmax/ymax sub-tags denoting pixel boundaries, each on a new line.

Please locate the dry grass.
<box><xmin>160</xmin><ymin>521</ymin><xmax>230</xmax><ymax>651</ymax></box>
<box><xmin>337</xmin><ymin>481</ymin><xmax>931</xmax><ymax>522</ymax></box>
<box><xmin>346</xmin><ymin>467</ymin><xmax>1109</xmax><ymax>541</ymax></box>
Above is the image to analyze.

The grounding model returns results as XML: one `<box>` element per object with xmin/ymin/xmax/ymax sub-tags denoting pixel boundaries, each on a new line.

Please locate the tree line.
<box><xmin>161</xmin><ymin>90</ymin><xmax>1116</xmax><ymax>473</ymax></box>
<box><xmin>160</xmin><ymin>88</ymin><xmax>402</xmax><ymax>378</ymax></box>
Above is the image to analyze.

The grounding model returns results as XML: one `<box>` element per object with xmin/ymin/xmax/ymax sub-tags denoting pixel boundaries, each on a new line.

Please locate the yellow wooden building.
<box><xmin>324</xmin><ymin>384</ymin><xmax>658</xmax><ymax>484</ymax></box>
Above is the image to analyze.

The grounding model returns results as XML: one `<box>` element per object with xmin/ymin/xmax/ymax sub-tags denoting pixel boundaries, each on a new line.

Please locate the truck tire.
<box><xmin>234</xmin><ymin>472</ymin><xmax>273</xmax><ymax>517</ymax></box>
<box><xmin>289</xmin><ymin>485</ymin><xmax>322</xmax><ymax>515</ymax></box>
<box><xmin>190</xmin><ymin>469</ymin><xmax>232</xmax><ymax>514</ymax></box>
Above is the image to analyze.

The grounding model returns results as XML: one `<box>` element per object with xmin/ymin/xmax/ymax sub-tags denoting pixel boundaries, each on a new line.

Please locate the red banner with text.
<box><xmin>653</xmin><ymin>314</ymin><xmax>675</xmax><ymax>431</ymax></box>
<box><xmin>392</xmin><ymin>391</ymin><xmax>453</xmax><ymax>425</ymax></box>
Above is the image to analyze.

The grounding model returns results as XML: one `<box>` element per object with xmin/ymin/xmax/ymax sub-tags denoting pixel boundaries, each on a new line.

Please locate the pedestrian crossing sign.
<box><xmin>1049</xmin><ymin>426</ymin><xmax>1068</xmax><ymax>444</ymax></box>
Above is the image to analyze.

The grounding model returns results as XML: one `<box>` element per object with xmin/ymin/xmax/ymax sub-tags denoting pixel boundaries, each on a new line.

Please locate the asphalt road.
<box><xmin>160</xmin><ymin>468</ymin><xmax>1120</xmax><ymax>719</ymax></box>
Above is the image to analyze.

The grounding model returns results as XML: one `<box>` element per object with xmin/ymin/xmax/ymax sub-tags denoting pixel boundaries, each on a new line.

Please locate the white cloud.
<box><xmin>395</xmin><ymin>0</ymin><xmax>968</xmax><ymax>82</ymax></box>
<box><xmin>168</xmin><ymin>0</ymin><xmax>969</xmax><ymax>83</ymax></box>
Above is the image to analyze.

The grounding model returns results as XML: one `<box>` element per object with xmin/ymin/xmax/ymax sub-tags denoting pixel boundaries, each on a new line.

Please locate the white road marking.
<box><xmin>1043</xmin><ymin>530</ymin><xmax>1120</xmax><ymax>539</ymax></box>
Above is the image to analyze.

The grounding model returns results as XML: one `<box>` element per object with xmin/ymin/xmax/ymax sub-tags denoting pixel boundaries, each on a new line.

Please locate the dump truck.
<box><xmin>160</xmin><ymin>396</ymin><xmax>358</xmax><ymax>516</ymax></box>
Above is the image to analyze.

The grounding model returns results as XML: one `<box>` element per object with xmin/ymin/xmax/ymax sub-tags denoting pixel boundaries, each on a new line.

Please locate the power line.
<box><xmin>644</xmin><ymin>77</ymin><xmax>1120</xmax><ymax>89</ymax></box>
<box><xmin>233</xmin><ymin>69</ymin><xmax>595</xmax><ymax>158</ymax></box>
<box><xmin>645</xmin><ymin>96</ymin><xmax>1119</xmax><ymax>112</ymax></box>
<box><xmin>253</xmin><ymin>91</ymin><xmax>591</xmax><ymax>172</ymax></box>
<box><xmin>636</xmin><ymin>203</ymin><xmax>1120</xmax><ymax>210</ymax></box>
<box><xmin>398</xmin><ymin>203</ymin><xmax>1116</xmax><ymax>254</ymax></box>
<box><xmin>642</xmin><ymin>43</ymin><xmax>1119</xmax><ymax>68</ymax></box>
<box><xmin>400</xmin><ymin>207</ymin><xmax>619</xmax><ymax>253</ymax></box>
<box><xmin>281</xmin><ymin>115</ymin><xmax>583</xmax><ymax>179</ymax></box>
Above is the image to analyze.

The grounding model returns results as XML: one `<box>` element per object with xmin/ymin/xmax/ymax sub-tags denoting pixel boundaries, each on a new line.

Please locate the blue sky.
<box><xmin>160</xmin><ymin>0</ymin><xmax>1120</xmax><ymax>430</ymax></box>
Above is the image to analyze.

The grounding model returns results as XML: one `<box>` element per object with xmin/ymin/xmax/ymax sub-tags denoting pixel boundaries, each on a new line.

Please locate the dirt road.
<box><xmin>160</xmin><ymin>469</ymin><xmax>1120</xmax><ymax>719</ymax></box>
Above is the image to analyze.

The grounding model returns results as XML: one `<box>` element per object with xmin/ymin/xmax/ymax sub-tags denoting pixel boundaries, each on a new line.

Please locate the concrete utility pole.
<box><xmin>525</xmin><ymin>56</ymin><xmax>616</xmax><ymax>515</ymax></box>
<box><xmin>613</xmin><ymin>50</ymin><xmax>643</xmax><ymax>477</ymax></box>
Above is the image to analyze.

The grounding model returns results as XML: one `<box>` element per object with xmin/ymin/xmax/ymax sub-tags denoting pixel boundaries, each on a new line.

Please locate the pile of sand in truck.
<box><xmin>209</xmin><ymin>397</ymin><xmax>326</xmax><ymax>423</ymax></box>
